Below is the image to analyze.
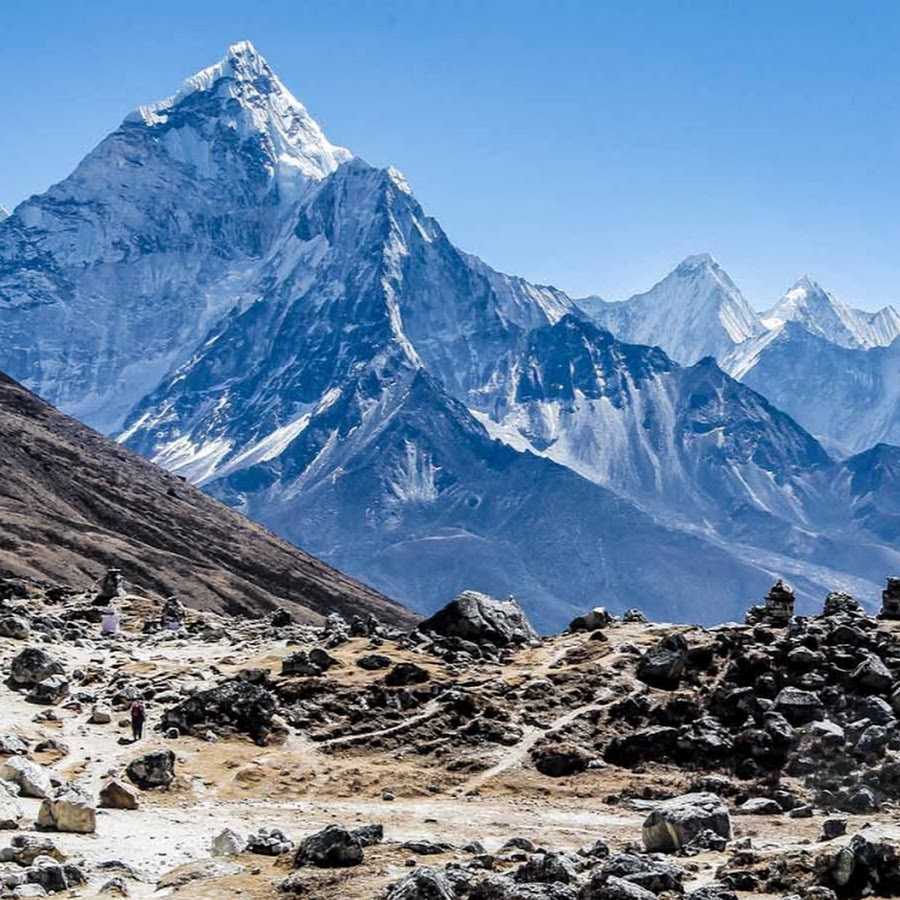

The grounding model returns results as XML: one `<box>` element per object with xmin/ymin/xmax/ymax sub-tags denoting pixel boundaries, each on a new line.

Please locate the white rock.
<box><xmin>211</xmin><ymin>828</ymin><xmax>246</xmax><ymax>856</ymax></box>
<box><xmin>0</xmin><ymin>758</ymin><xmax>52</xmax><ymax>799</ymax></box>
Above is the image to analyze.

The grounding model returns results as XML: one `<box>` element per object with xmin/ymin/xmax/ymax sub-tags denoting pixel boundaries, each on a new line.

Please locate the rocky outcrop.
<box><xmin>387</xmin><ymin>868</ymin><xmax>455</xmax><ymax>900</ymax></box>
<box><xmin>211</xmin><ymin>828</ymin><xmax>246</xmax><ymax>856</ymax></box>
<box><xmin>8</xmin><ymin>648</ymin><xmax>64</xmax><ymax>687</ymax></box>
<box><xmin>0</xmin><ymin>616</ymin><xmax>30</xmax><ymax>640</ymax></box>
<box><xmin>0</xmin><ymin>790</ymin><xmax>23</xmax><ymax>830</ymax></box>
<box><xmin>99</xmin><ymin>780</ymin><xmax>139</xmax><ymax>810</ymax></box>
<box><xmin>636</xmin><ymin>633</ymin><xmax>689</xmax><ymax>689</ymax></box>
<box><xmin>0</xmin><ymin>758</ymin><xmax>52</xmax><ymax>798</ymax></box>
<box><xmin>161</xmin><ymin>679</ymin><xmax>277</xmax><ymax>745</ymax></box>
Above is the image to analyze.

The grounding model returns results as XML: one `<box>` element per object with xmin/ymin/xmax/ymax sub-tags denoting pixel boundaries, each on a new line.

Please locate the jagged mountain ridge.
<box><xmin>578</xmin><ymin>253</ymin><xmax>767</xmax><ymax>365</ymax></box>
<box><xmin>0</xmin><ymin>371</ymin><xmax>412</xmax><ymax>626</ymax></box>
<box><xmin>112</xmin><ymin>150</ymin><xmax>827</xmax><ymax>624</ymax></box>
<box><xmin>470</xmin><ymin>315</ymin><xmax>899</xmax><ymax>592</ymax></box>
<box><xmin>763</xmin><ymin>276</ymin><xmax>900</xmax><ymax>350</ymax></box>
<box><xmin>1</xmin><ymin>42</ymin><xmax>898</xmax><ymax>627</ymax></box>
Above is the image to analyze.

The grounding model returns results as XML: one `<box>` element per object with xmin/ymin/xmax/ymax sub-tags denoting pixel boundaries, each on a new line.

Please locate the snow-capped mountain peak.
<box><xmin>674</xmin><ymin>251</ymin><xmax>717</xmax><ymax>273</ymax></box>
<box><xmin>127</xmin><ymin>39</ymin><xmax>352</xmax><ymax>183</ymax></box>
<box><xmin>0</xmin><ymin>206</ymin><xmax>9</xmax><ymax>221</ymax></box>
<box><xmin>763</xmin><ymin>276</ymin><xmax>900</xmax><ymax>350</ymax></box>
<box><xmin>578</xmin><ymin>253</ymin><xmax>765</xmax><ymax>364</ymax></box>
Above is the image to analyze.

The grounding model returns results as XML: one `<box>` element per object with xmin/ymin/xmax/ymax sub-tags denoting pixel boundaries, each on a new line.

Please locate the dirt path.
<box><xmin>456</xmin><ymin>700</ymin><xmax>603</xmax><ymax>796</ymax></box>
<box><xmin>319</xmin><ymin>694</ymin><xmax>449</xmax><ymax>748</ymax></box>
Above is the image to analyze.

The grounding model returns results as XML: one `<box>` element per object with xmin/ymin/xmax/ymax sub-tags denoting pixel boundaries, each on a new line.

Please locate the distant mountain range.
<box><xmin>0</xmin><ymin>41</ymin><xmax>897</xmax><ymax>628</ymax></box>
<box><xmin>580</xmin><ymin>255</ymin><xmax>900</xmax><ymax>455</ymax></box>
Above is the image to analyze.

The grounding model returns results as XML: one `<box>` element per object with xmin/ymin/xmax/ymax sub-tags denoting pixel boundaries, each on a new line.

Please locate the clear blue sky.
<box><xmin>3</xmin><ymin>1</ymin><xmax>898</xmax><ymax>309</ymax></box>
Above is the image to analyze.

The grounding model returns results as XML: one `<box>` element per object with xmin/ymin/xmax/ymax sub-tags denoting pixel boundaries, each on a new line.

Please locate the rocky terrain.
<box><xmin>0</xmin><ymin>372</ymin><xmax>410</xmax><ymax>627</ymax></box>
<box><xmin>1</xmin><ymin>572</ymin><xmax>900</xmax><ymax>899</ymax></box>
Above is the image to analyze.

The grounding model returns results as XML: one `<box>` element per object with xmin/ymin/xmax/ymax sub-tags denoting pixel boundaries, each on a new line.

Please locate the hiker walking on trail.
<box><xmin>130</xmin><ymin>699</ymin><xmax>146</xmax><ymax>741</ymax></box>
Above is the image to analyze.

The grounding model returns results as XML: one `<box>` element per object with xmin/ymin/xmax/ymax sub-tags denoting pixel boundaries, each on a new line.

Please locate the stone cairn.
<box><xmin>879</xmin><ymin>576</ymin><xmax>900</xmax><ymax>620</ymax></box>
<box><xmin>160</xmin><ymin>596</ymin><xmax>187</xmax><ymax>631</ymax></box>
<box><xmin>746</xmin><ymin>578</ymin><xmax>795</xmax><ymax>627</ymax></box>
<box><xmin>93</xmin><ymin>568</ymin><xmax>125</xmax><ymax>606</ymax></box>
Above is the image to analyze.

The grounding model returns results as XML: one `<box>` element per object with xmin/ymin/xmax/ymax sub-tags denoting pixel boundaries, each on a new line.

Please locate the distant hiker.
<box><xmin>130</xmin><ymin>700</ymin><xmax>146</xmax><ymax>741</ymax></box>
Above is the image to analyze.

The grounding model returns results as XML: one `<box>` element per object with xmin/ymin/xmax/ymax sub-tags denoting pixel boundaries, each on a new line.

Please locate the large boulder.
<box><xmin>642</xmin><ymin>793</ymin><xmax>732</xmax><ymax>853</ymax></box>
<box><xmin>852</xmin><ymin>655</ymin><xmax>894</xmax><ymax>694</ymax></box>
<box><xmin>0</xmin><ymin>733</ymin><xmax>29</xmax><ymax>755</ymax></box>
<box><xmin>774</xmin><ymin>687</ymin><xmax>824</xmax><ymax>725</ymax></box>
<box><xmin>637</xmin><ymin>633</ymin><xmax>689</xmax><ymax>689</ymax></box>
<box><xmin>161</xmin><ymin>679</ymin><xmax>277</xmax><ymax>745</ymax></box>
<box><xmin>514</xmin><ymin>851</ymin><xmax>577</xmax><ymax>884</ymax></box>
<box><xmin>581</xmin><ymin>854</ymin><xmax>684</xmax><ymax>898</ymax></box>
<box><xmin>418</xmin><ymin>591</ymin><xmax>538</xmax><ymax>646</ymax></box>
<box><xmin>26</xmin><ymin>674</ymin><xmax>70</xmax><ymax>705</ymax></box>
<box><xmin>126</xmin><ymin>750</ymin><xmax>175</xmax><ymax>789</ymax></box>
<box><xmin>582</xmin><ymin>875</ymin><xmax>655</xmax><ymax>900</ymax></box>
<box><xmin>8</xmin><ymin>647</ymin><xmax>64</xmax><ymax>687</ymax></box>
<box><xmin>211</xmin><ymin>828</ymin><xmax>246</xmax><ymax>856</ymax></box>
<box><xmin>0</xmin><ymin>835</ymin><xmax>64</xmax><ymax>865</ymax></box>
<box><xmin>293</xmin><ymin>824</ymin><xmax>363</xmax><ymax>868</ymax></box>
<box><xmin>37</xmin><ymin>789</ymin><xmax>96</xmax><ymax>833</ymax></box>
<box><xmin>385</xmin><ymin>662</ymin><xmax>430</xmax><ymax>687</ymax></box>
<box><xmin>0</xmin><ymin>757</ymin><xmax>52</xmax><ymax>798</ymax></box>
<box><xmin>533</xmin><ymin>741</ymin><xmax>592</xmax><ymax>777</ymax></box>
<box><xmin>26</xmin><ymin>858</ymin><xmax>86</xmax><ymax>893</ymax></box>
<box><xmin>468</xmin><ymin>874</ymin><xmax>579</xmax><ymax>899</ymax></box>
<box><xmin>247</xmin><ymin>826</ymin><xmax>294</xmax><ymax>856</ymax></box>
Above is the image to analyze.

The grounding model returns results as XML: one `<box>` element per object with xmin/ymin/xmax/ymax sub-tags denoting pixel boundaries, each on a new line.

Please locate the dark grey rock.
<box><xmin>419</xmin><ymin>591</ymin><xmax>538</xmax><ymax>647</ymax></box>
<box><xmin>293</xmin><ymin>824</ymin><xmax>363</xmax><ymax>868</ymax></box>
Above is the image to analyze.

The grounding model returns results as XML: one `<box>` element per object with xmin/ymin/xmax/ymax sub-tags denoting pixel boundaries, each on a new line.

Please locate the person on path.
<box><xmin>130</xmin><ymin>699</ymin><xmax>146</xmax><ymax>741</ymax></box>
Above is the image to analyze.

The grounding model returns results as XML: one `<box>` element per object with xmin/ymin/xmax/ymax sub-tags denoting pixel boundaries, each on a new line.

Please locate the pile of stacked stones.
<box><xmin>588</xmin><ymin>579</ymin><xmax>900</xmax><ymax>815</ymax></box>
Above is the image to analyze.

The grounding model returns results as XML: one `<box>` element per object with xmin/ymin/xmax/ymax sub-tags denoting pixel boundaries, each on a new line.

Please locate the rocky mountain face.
<box><xmin>724</xmin><ymin>324</ymin><xmax>900</xmax><ymax>455</ymax></box>
<box><xmin>1</xmin><ymin>579</ymin><xmax>900</xmax><ymax>898</ymax></box>
<box><xmin>0</xmin><ymin>41</ymin><xmax>350</xmax><ymax>434</ymax></box>
<box><xmin>470</xmin><ymin>315</ymin><xmax>900</xmax><ymax>605</ymax></box>
<box><xmin>839</xmin><ymin>444</ymin><xmax>900</xmax><ymax>543</ymax></box>
<box><xmin>1</xmin><ymin>43</ymin><xmax>898</xmax><ymax>628</ymax></box>
<box><xmin>0</xmin><ymin>370</ymin><xmax>410</xmax><ymax>626</ymax></box>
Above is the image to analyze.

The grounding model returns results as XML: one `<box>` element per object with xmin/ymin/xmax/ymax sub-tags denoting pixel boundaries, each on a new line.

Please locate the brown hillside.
<box><xmin>0</xmin><ymin>372</ymin><xmax>415</xmax><ymax>626</ymax></box>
